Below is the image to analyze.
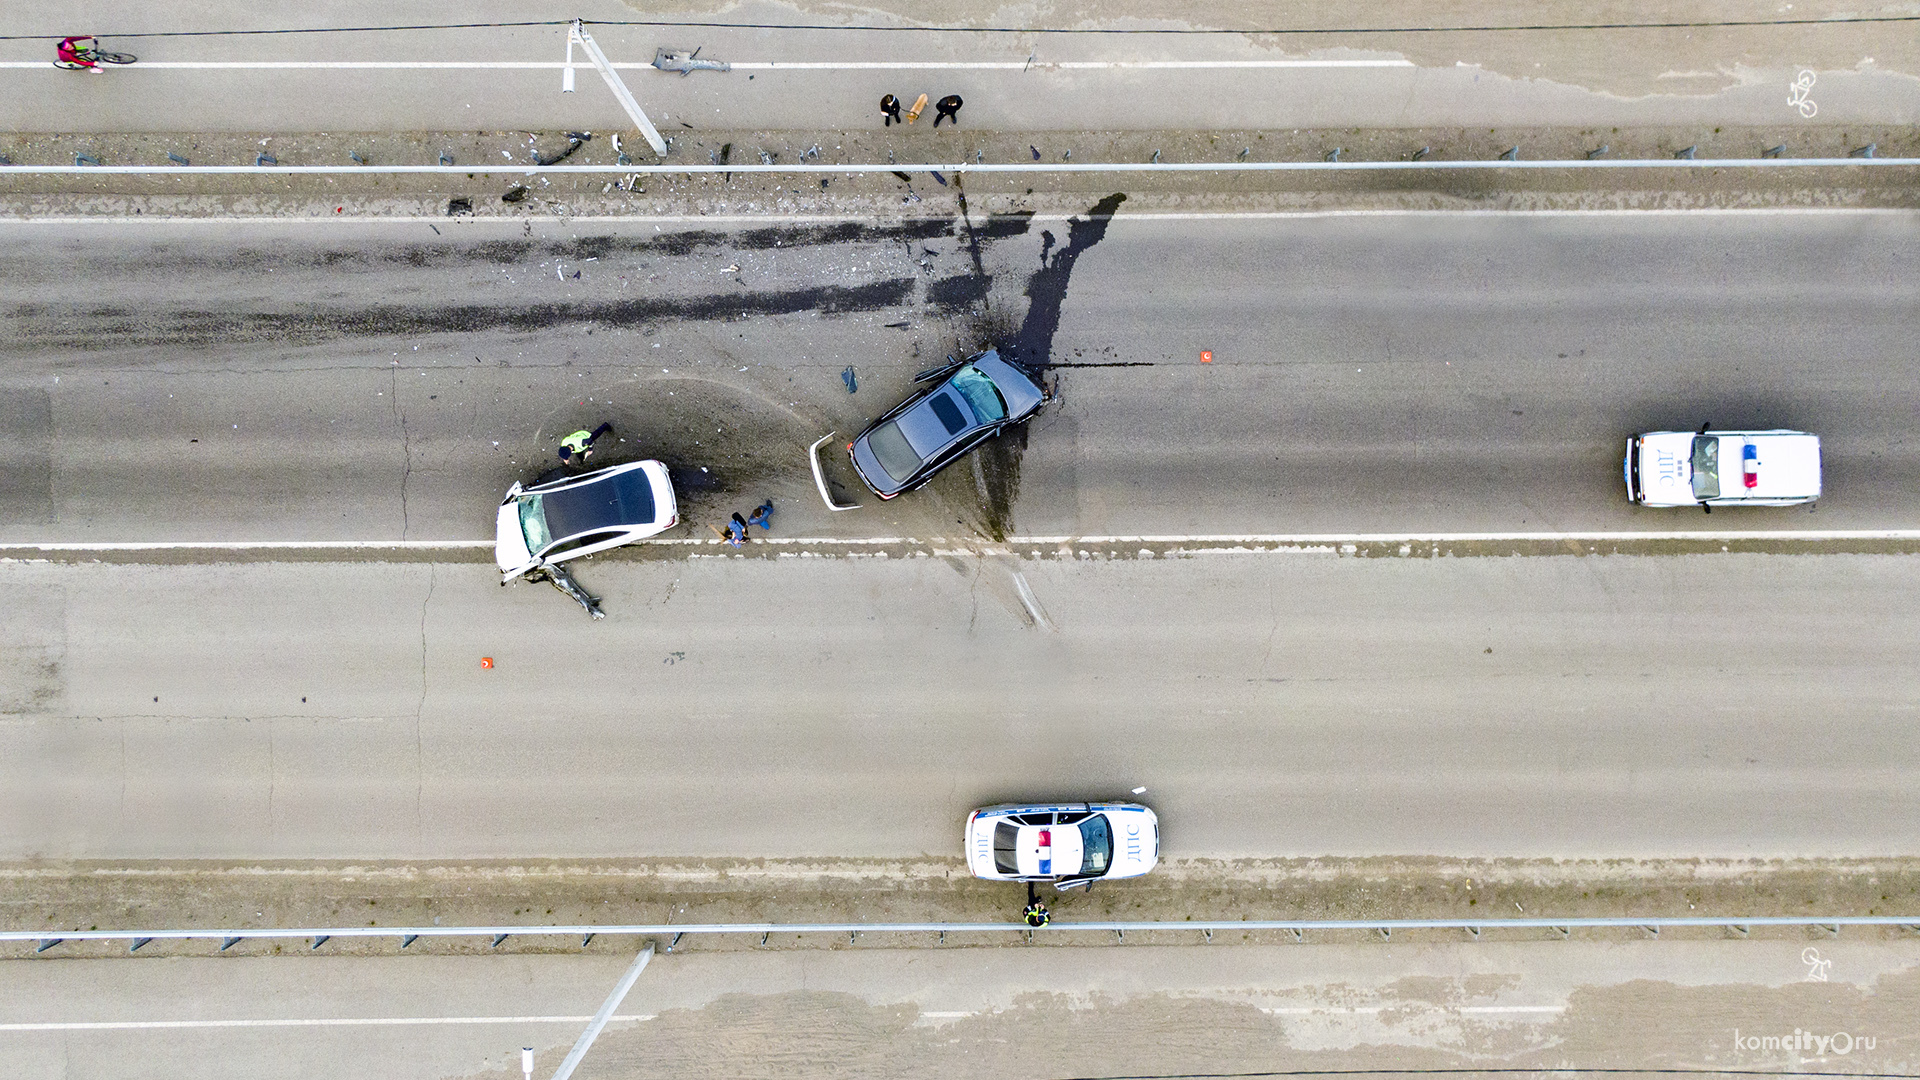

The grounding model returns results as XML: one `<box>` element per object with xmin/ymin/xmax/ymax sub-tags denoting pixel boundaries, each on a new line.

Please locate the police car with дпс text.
<box><xmin>965</xmin><ymin>802</ymin><xmax>1159</xmax><ymax>891</ymax></box>
<box><xmin>1625</xmin><ymin>426</ymin><xmax>1821</xmax><ymax>508</ymax></box>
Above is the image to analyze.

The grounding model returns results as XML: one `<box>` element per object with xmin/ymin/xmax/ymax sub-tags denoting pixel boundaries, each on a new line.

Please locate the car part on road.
<box><xmin>529</xmin><ymin>563</ymin><xmax>603</xmax><ymax>619</ymax></box>
<box><xmin>808</xmin><ymin>432</ymin><xmax>861</xmax><ymax>511</ymax></box>
<box><xmin>652</xmin><ymin>47</ymin><xmax>731</xmax><ymax>75</ymax></box>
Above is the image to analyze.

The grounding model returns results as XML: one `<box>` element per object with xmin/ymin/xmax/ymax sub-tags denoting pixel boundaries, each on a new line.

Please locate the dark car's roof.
<box><xmin>539</xmin><ymin>468</ymin><xmax>657</xmax><ymax>538</ymax></box>
<box><xmin>896</xmin><ymin>388</ymin><xmax>975</xmax><ymax>455</ymax></box>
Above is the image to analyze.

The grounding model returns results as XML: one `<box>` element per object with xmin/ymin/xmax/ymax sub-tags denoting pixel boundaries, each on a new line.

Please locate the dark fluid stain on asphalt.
<box><xmin>1006</xmin><ymin>193</ymin><xmax>1126</xmax><ymax>371</ymax></box>
<box><xmin>932</xmin><ymin>196</ymin><xmax>1120</xmax><ymax>542</ymax></box>
<box><xmin>33</xmin><ymin>280</ymin><xmax>917</xmax><ymax>349</ymax></box>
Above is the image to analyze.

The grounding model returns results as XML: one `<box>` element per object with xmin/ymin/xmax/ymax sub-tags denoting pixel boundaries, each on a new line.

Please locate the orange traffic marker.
<box><xmin>906</xmin><ymin>93</ymin><xmax>929</xmax><ymax>123</ymax></box>
<box><xmin>1200</xmin><ymin>350</ymin><xmax>1213</xmax><ymax>363</ymax></box>
<box><xmin>480</xmin><ymin>657</ymin><xmax>494</xmax><ymax>669</ymax></box>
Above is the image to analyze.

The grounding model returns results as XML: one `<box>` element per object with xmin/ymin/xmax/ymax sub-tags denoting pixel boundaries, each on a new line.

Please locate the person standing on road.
<box><xmin>558</xmin><ymin>422</ymin><xmax>613</xmax><ymax>466</ymax></box>
<box><xmin>933</xmin><ymin>95</ymin><xmax>963</xmax><ymax>127</ymax></box>
<box><xmin>880</xmin><ymin>94</ymin><xmax>903</xmax><ymax>126</ymax></box>
<box><xmin>747</xmin><ymin>501</ymin><xmax>774</xmax><ymax>531</ymax></box>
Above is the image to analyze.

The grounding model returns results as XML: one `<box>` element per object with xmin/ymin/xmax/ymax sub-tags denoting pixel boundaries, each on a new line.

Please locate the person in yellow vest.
<box><xmin>558</xmin><ymin>422</ymin><xmax>612</xmax><ymax>465</ymax></box>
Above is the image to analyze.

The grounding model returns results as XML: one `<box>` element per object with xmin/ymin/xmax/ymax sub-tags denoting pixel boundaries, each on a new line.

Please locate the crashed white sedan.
<box><xmin>965</xmin><ymin>803</ymin><xmax>1159</xmax><ymax>890</ymax></box>
<box><xmin>495</xmin><ymin>460</ymin><xmax>678</xmax><ymax>581</ymax></box>
<box><xmin>1625</xmin><ymin>428</ymin><xmax>1822</xmax><ymax>508</ymax></box>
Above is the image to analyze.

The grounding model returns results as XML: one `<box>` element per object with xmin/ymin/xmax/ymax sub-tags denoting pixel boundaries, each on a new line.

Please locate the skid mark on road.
<box><xmin>15</xmin><ymin>280</ymin><xmax>918</xmax><ymax>350</ymax></box>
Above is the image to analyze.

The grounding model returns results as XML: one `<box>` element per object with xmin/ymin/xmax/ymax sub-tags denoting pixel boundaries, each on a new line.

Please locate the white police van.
<box><xmin>1626</xmin><ymin>427</ymin><xmax>1821</xmax><ymax>508</ymax></box>
<box><xmin>965</xmin><ymin>802</ymin><xmax>1158</xmax><ymax>891</ymax></box>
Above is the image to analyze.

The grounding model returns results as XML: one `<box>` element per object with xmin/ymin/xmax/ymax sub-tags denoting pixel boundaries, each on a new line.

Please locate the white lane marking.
<box><xmin>0</xmin><ymin>540</ymin><xmax>493</xmax><ymax>551</ymax></box>
<box><xmin>0</xmin><ymin>59</ymin><xmax>1410</xmax><ymax>70</ymax></box>
<box><xmin>0</xmin><ymin>1014</ymin><xmax>653</xmax><ymax>1031</ymax></box>
<box><xmin>4</xmin><ymin>209</ymin><xmax>1916</xmax><ymax>226</ymax></box>
<box><xmin>1260</xmin><ymin>1004</ymin><xmax>1565</xmax><ymax>1015</ymax></box>
<box><xmin>5</xmin><ymin>531</ymin><xmax>1920</xmax><ymax>553</ymax></box>
<box><xmin>7</xmin><ymin>159</ymin><xmax>1916</xmax><ymax>176</ymax></box>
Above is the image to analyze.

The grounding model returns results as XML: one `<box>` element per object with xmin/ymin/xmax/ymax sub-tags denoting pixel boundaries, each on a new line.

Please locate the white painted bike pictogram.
<box><xmin>1789</xmin><ymin>70</ymin><xmax>1818</xmax><ymax>118</ymax></box>
<box><xmin>1803</xmin><ymin>946</ymin><xmax>1832</xmax><ymax>982</ymax></box>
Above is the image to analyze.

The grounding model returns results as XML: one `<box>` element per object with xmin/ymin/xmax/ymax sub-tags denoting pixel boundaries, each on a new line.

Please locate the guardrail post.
<box><xmin>580</xmin><ymin>934</ymin><xmax>594</xmax><ymax>948</ymax></box>
<box><xmin>1412</xmin><ymin>146</ymin><xmax>1431</xmax><ymax>161</ymax></box>
<box><xmin>402</xmin><ymin>935</ymin><xmax>419</xmax><ymax>949</ymax></box>
<box><xmin>1499</xmin><ymin>146</ymin><xmax>1520</xmax><ymax>161</ymax></box>
<box><xmin>1552</xmin><ymin>926</ymin><xmax>1569</xmax><ymax>939</ymax></box>
<box><xmin>129</xmin><ymin>937</ymin><xmax>152</xmax><ymax>953</ymax></box>
<box><xmin>221</xmin><ymin>936</ymin><xmax>242</xmax><ymax>951</ymax></box>
<box><xmin>1674</xmin><ymin>145</ymin><xmax>1697</xmax><ymax>159</ymax></box>
<box><xmin>1729</xmin><ymin>925</ymin><xmax>1748</xmax><ymax>938</ymax></box>
<box><xmin>310</xmin><ymin>935</ymin><xmax>329</xmax><ymax>950</ymax></box>
<box><xmin>491</xmin><ymin>934</ymin><xmax>509</xmax><ymax>948</ymax></box>
<box><xmin>1289</xmin><ymin>928</ymin><xmax>1303</xmax><ymax>942</ymax></box>
<box><xmin>1203</xmin><ymin>929</ymin><xmax>1213</xmax><ymax>944</ymax></box>
<box><xmin>1585</xmin><ymin>145</ymin><xmax>1609</xmax><ymax>159</ymax></box>
<box><xmin>1467</xmin><ymin>925</ymin><xmax>1481</xmax><ymax>939</ymax></box>
<box><xmin>1851</xmin><ymin>143</ymin><xmax>1877</xmax><ymax>158</ymax></box>
<box><xmin>1642</xmin><ymin>926</ymin><xmax>1659</xmax><ymax>939</ymax></box>
<box><xmin>1762</xmin><ymin>144</ymin><xmax>1786</xmax><ymax>158</ymax></box>
<box><xmin>665</xmin><ymin>931</ymin><xmax>683</xmax><ymax>953</ymax></box>
<box><xmin>35</xmin><ymin>938</ymin><xmax>60</xmax><ymax>953</ymax></box>
<box><xmin>1377</xmin><ymin>927</ymin><xmax>1391</xmax><ymax>940</ymax></box>
<box><xmin>1820</xmin><ymin>924</ymin><xmax>1839</xmax><ymax>938</ymax></box>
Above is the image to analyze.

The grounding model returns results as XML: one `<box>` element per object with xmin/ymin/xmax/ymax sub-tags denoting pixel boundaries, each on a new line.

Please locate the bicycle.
<box><xmin>54</xmin><ymin>36</ymin><xmax>137</xmax><ymax>70</ymax></box>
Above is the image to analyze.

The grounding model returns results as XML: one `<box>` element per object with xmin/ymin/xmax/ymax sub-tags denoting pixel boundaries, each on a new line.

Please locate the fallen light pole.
<box><xmin>565</xmin><ymin>20</ymin><xmax>667</xmax><ymax>157</ymax></box>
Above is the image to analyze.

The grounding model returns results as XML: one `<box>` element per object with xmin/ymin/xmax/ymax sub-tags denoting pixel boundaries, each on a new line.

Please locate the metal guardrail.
<box><xmin>0</xmin><ymin>157</ymin><xmax>1916</xmax><ymax>176</ymax></box>
<box><xmin>9</xmin><ymin>916</ymin><xmax>1920</xmax><ymax>952</ymax></box>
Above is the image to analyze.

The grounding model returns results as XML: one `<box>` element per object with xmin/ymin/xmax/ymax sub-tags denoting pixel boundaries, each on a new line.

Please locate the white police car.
<box><xmin>1626</xmin><ymin>427</ymin><xmax>1821</xmax><ymax>508</ymax></box>
<box><xmin>965</xmin><ymin>803</ymin><xmax>1159</xmax><ymax>890</ymax></box>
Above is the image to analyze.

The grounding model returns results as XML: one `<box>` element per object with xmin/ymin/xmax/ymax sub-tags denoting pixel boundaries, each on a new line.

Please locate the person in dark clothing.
<box><xmin>880</xmin><ymin>94</ymin><xmax>903</xmax><ymax>126</ymax></box>
<box><xmin>933</xmin><ymin>94</ymin><xmax>963</xmax><ymax>127</ymax></box>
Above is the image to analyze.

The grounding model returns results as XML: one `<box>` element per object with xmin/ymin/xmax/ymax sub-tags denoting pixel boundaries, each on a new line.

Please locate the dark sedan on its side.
<box><xmin>847</xmin><ymin>349</ymin><xmax>1047</xmax><ymax>499</ymax></box>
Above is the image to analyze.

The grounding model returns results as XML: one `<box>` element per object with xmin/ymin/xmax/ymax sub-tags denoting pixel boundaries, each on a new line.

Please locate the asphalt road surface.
<box><xmin>5</xmin><ymin>550</ymin><xmax>1919</xmax><ymax>861</ymax></box>
<box><xmin>4</xmin><ymin>209</ymin><xmax>1920</xmax><ymax>862</ymax></box>
<box><xmin>6</xmin><ymin>938</ymin><xmax>1916</xmax><ymax>1080</ymax></box>
<box><xmin>3</xmin><ymin>210</ymin><xmax>1918</xmax><ymax>543</ymax></box>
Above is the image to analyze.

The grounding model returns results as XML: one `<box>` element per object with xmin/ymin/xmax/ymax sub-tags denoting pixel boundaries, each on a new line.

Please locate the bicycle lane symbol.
<box><xmin>1789</xmin><ymin>70</ymin><xmax>1817</xmax><ymax>118</ymax></box>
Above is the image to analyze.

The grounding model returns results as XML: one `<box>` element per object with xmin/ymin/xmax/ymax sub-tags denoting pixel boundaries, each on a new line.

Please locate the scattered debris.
<box><xmin>652</xmin><ymin>47</ymin><xmax>731</xmax><ymax>75</ymax></box>
<box><xmin>446</xmin><ymin>196</ymin><xmax>473</xmax><ymax>215</ymax></box>
<box><xmin>502</xmin><ymin>185</ymin><xmax>529</xmax><ymax>203</ymax></box>
<box><xmin>841</xmin><ymin>366</ymin><xmax>858</xmax><ymax>394</ymax></box>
